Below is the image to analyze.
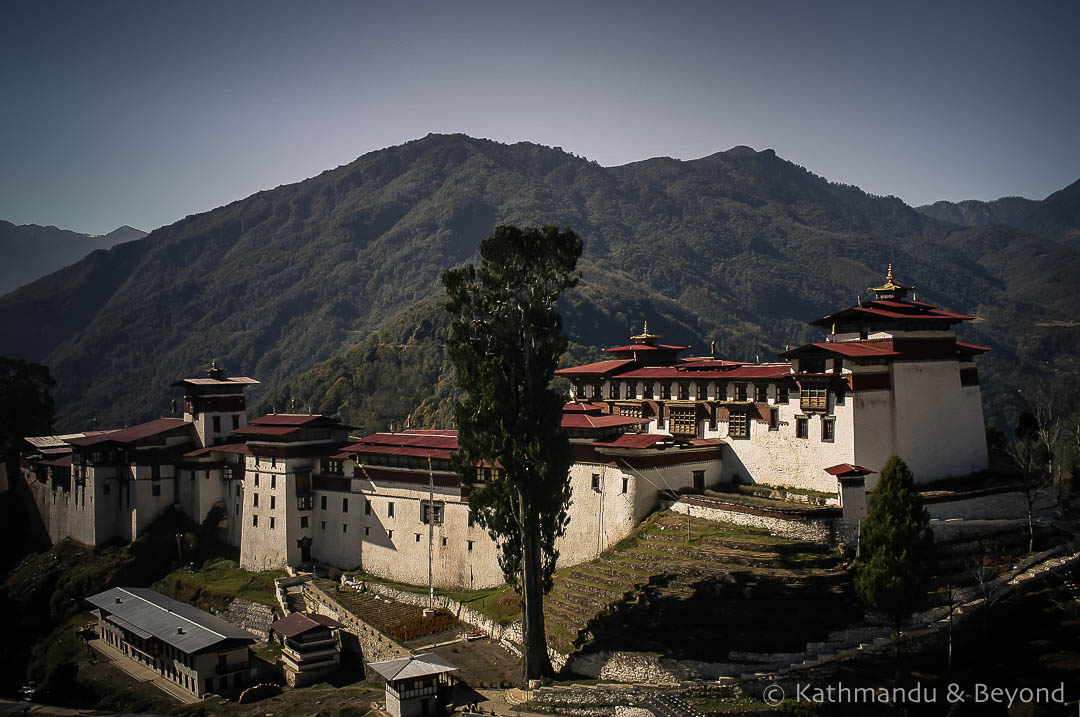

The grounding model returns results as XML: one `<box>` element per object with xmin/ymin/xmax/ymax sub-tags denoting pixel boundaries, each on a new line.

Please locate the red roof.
<box><xmin>824</xmin><ymin>463</ymin><xmax>875</xmax><ymax>477</ymax></box>
<box><xmin>803</xmin><ymin>342</ymin><xmax>899</xmax><ymax>358</ymax></box>
<box><xmin>561</xmin><ymin>413</ymin><xmax>649</xmax><ymax>429</ymax></box>
<box><xmin>562</xmin><ymin>402</ymin><xmax>608</xmax><ymax>413</ymax></box>
<box><xmin>231</xmin><ymin>424</ymin><xmax>304</xmax><ymax>437</ymax></box>
<box><xmin>356</xmin><ymin>432</ymin><xmax>459</xmax><ymax>450</ymax></box>
<box><xmin>183</xmin><ymin>443</ymin><xmax>253</xmax><ymax>458</ymax></box>
<box><xmin>812</xmin><ymin>300</ymin><xmax>976</xmax><ymax>327</ymax></box>
<box><xmin>956</xmin><ymin>341</ymin><xmax>990</xmax><ymax>354</ymax></box>
<box><xmin>270</xmin><ymin>612</ymin><xmax>343</xmax><ymax>638</ymax></box>
<box><xmin>249</xmin><ymin>414</ymin><xmax>323</xmax><ymax>426</ymax></box>
<box><xmin>403</xmin><ymin>429</ymin><xmax>457</xmax><ymax>435</ymax></box>
<box><xmin>592</xmin><ymin>434</ymin><xmax>665</xmax><ymax>449</ymax></box>
<box><xmin>555</xmin><ymin>359</ymin><xmax>635</xmax><ymax>376</ymax></box>
<box><xmin>66</xmin><ymin>418</ymin><xmax>189</xmax><ymax>447</ymax></box>
<box><xmin>605</xmin><ymin>344</ymin><xmax>688</xmax><ymax>353</ymax></box>
<box><xmin>335</xmin><ymin>444</ymin><xmax>456</xmax><ymax>461</ymax></box>
<box><xmin>679</xmin><ymin>358</ymin><xmax>749</xmax><ymax>368</ymax></box>
<box><xmin>39</xmin><ymin>455</ymin><xmax>72</xmax><ymax>468</ymax></box>
<box><xmin>616</xmin><ymin>363</ymin><xmax>790</xmax><ymax>380</ymax></box>
<box><xmin>172</xmin><ymin>377</ymin><xmax>260</xmax><ymax>387</ymax></box>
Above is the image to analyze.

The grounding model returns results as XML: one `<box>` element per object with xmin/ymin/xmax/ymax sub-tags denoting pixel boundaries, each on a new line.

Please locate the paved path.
<box><xmin>90</xmin><ymin>637</ymin><xmax>202</xmax><ymax>705</ymax></box>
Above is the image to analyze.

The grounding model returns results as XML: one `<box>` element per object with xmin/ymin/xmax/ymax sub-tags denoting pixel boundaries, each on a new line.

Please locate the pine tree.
<box><xmin>442</xmin><ymin>225</ymin><xmax>582</xmax><ymax>682</ymax></box>
<box><xmin>854</xmin><ymin>454</ymin><xmax>935</xmax><ymax>628</ymax></box>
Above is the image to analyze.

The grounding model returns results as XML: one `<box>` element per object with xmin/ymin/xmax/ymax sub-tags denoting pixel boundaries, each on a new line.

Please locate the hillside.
<box><xmin>916</xmin><ymin>179</ymin><xmax>1080</xmax><ymax>249</ymax></box>
<box><xmin>0</xmin><ymin>222</ymin><xmax>147</xmax><ymax>297</ymax></box>
<box><xmin>0</xmin><ymin>134</ymin><xmax>1078</xmax><ymax>432</ymax></box>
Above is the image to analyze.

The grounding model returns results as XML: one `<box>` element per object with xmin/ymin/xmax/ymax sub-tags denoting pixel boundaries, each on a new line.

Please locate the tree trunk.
<box><xmin>519</xmin><ymin>494</ymin><xmax>553</xmax><ymax>684</ymax></box>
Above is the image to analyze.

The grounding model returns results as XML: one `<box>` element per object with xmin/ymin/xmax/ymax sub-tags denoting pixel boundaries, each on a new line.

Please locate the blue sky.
<box><xmin>2</xmin><ymin>0</ymin><xmax>1077</xmax><ymax>234</ymax></box>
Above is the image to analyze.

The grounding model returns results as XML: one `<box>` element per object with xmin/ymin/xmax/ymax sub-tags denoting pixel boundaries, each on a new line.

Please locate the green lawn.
<box><xmin>157</xmin><ymin>558</ymin><xmax>285</xmax><ymax>612</ymax></box>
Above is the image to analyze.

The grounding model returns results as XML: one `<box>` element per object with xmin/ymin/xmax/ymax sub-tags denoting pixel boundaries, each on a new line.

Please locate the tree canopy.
<box><xmin>442</xmin><ymin>224</ymin><xmax>582</xmax><ymax>681</ymax></box>
<box><xmin>0</xmin><ymin>357</ymin><xmax>55</xmax><ymax>463</ymax></box>
<box><xmin>854</xmin><ymin>454</ymin><xmax>935</xmax><ymax>627</ymax></box>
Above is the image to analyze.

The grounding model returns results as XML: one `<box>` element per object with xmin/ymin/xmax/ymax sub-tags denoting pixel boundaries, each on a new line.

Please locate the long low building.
<box><xmin>87</xmin><ymin>587</ymin><xmax>258</xmax><ymax>699</ymax></box>
<box><xmin>22</xmin><ymin>267</ymin><xmax>993</xmax><ymax>590</ymax></box>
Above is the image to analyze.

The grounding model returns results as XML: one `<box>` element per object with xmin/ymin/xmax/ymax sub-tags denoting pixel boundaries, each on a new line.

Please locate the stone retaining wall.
<box><xmin>671</xmin><ymin>497</ymin><xmax>837</xmax><ymax>543</ymax></box>
<box><xmin>220</xmin><ymin>598</ymin><xmax>277</xmax><ymax>641</ymax></box>
<box><xmin>302</xmin><ymin>580</ymin><xmax>409</xmax><ymax>664</ymax></box>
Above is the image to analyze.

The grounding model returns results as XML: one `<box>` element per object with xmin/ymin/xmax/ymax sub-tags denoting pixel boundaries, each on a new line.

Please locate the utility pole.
<box><xmin>427</xmin><ymin>455</ymin><xmax>435</xmax><ymax>611</ymax></box>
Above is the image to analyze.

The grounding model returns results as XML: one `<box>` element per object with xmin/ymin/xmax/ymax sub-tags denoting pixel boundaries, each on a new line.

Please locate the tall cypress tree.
<box><xmin>854</xmin><ymin>454</ymin><xmax>935</xmax><ymax>628</ymax></box>
<box><xmin>442</xmin><ymin>225</ymin><xmax>582</xmax><ymax>682</ymax></box>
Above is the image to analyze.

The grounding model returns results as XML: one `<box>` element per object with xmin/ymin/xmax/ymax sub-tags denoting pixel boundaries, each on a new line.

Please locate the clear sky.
<box><xmin>2</xmin><ymin>0</ymin><xmax>1077</xmax><ymax>235</ymax></box>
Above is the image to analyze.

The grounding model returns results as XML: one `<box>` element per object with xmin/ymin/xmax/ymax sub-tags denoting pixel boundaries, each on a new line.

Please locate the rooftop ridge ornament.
<box><xmin>630</xmin><ymin>320</ymin><xmax>662</xmax><ymax>344</ymax></box>
<box><xmin>868</xmin><ymin>263</ymin><xmax>914</xmax><ymax>300</ymax></box>
<box><xmin>207</xmin><ymin>357</ymin><xmax>227</xmax><ymax>381</ymax></box>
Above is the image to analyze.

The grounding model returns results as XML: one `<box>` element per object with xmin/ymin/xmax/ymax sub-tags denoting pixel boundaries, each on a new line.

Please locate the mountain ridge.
<box><xmin>0</xmin><ymin>221</ymin><xmax>148</xmax><ymax>298</ymax></box>
<box><xmin>0</xmin><ymin>134</ymin><xmax>1076</xmax><ymax>432</ymax></box>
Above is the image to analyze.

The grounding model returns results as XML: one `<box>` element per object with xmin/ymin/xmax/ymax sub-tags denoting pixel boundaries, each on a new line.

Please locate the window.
<box><xmin>643</xmin><ymin>383</ymin><xmax>654</xmax><ymax>399</ymax></box>
<box><xmin>677</xmin><ymin>383</ymin><xmax>690</xmax><ymax>400</ymax></box>
<box><xmin>342</xmin><ymin>498</ymin><xmax>349</xmax><ymax>513</ymax></box>
<box><xmin>467</xmin><ymin>510</ymin><xmax>474</xmax><ymax>528</ymax></box>
<box><xmin>235</xmin><ymin>504</ymin><xmax>239</xmax><ymax>516</ymax></box>
<box><xmin>253</xmin><ymin>493</ymin><xmax>259</xmax><ymax>507</ymax></box>
<box><xmin>271</xmin><ymin>475</ymin><xmax>276</xmax><ymax>489</ymax></box>
<box><xmin>415</xmin><ymin>533</ymin><xmax>421</xmax><ymax>542</ymax></box>
<box><xmin>592</xmin><ymin>384</ymin><xmax>603</xmax><ymax>399</ymax></box>
<box><xmin>669</xmin><ymin>407</ymin><xmax>697</xmax><ymax>436</ymax></box>
<box><xmin>728</xmin><ymin>408</ymin><xmax>750</xmax><ymax>438</ymax></box>
<box><xmin>254</xmin><ymin>474</ymin><xmax>259</xmax><ymax>487</ymax></box>
<box><xmin>212</xmin><ymin>416</ymin><xmax>221</xmax><ymax>433</ymax></box>
<box><xmin>591</xmin><ymin>473</ymin><xmax>600</xmax><ymax>491</ymax></box>
<box><xmin>271</xmin><ymin>456</ymin><xmax>276</xmax><ymax>468</ymax></box>
<box><xmin>822</xmin><ymin>417</ymin><xmax>836</xmax><ymax>443</ymax></box>
<box><xmin>801</xmin><ymin>385</ymin><xmax>828</xmax><ymax>412</ymax></box>
<box><xmin>609</xmin><ymin>382</ymin><xmax>620</xmax><ymax>400</ymax></box>
<box><xmin>324</xmin><ymin>459</ymin><xmax>343</xmax><ymax>475</ymax></box>
<box><xmin>626</xmin><ymin>382</ymin><xmax>637</xmax><ymax>399</ymax></box>
<box><xmin>467</xmin><ymin>540</ymin><xmax>474</xmax><ymax>552</ymax></box>
<box><xmin>269</xmin><ymin>517</ymin><xmax>275</xmax><ymax>530</ymax></box>
<box><xmin>343</xmin><ymin>524</ymin><xmax>348</xmax><ymax>533</ymax></box>
<box><xmin>300</xmin><ymin>516</ymin><xmax>308</xmax><ymax>528</ymax></box>
<box><xmin>365</xmin><ymin>499</ymin><xmax>371</xmax><ymax>515</ymax></box>
<box><xmin>365</xmin><ymin>526</ymin><xmax>370</xmax><ymax>536</ymax></box>
<box><xmin>755</xmin><ymin>384</ymin><xmax>768</xmax><ymax>403</ymax></box>
<box><xmin>777</xmin><ymin>386</ymin><xmax>789</xmax><ymax>404</ymax></box>
<box><xmin>421</xmin><ymin>501</ymin><xmax>444</xmax><ymax>525</ymax></box>
<box><xmin>320</xmin><ymin>495</ymin><xmax>327</xmax><ymax>510</ymax></box>
<box><xmin>621</xmin><ymin>477</ymin><xmax>628</xmax><ymax>494</ymax></box>
<box><xmin>769</xmin><ymin>408</ymin><xmax>779</xmax><ymax>431</ymax></box>
<box><xmin>618</xmin><ymin>404</ymin><xmax>643</xmax><ymax>419</ymax></box>
<box><xmin>235</xmin><ymin>484</ymin><xmax>241</xmax><ymax>497</ymax></box>
<box><xmin>736</xmin><ymin>384</ymin><xmax>748</xmax><ymax>402</ymax></box>
<box><xmin>252</xmin><ymin>515</ymin><xmax>258</xmax><ymax>527</ymax></box>
<box><xmin>231</xmin><ymin>415</ymin><xmax>240</xmax><ymax>430</ymax></box>
<box><xmin>152</xmin><ymin>483</ymin><xmax>161</xmax><ymax>497</ymax></box>
<box><xmin>388</xmin><ymin>530</ymin><xmax>393</xmax><ymax>540</ymax></box>
<box><xmin>270</xmin><ymin>495</ymin><xmax>276</xmax><ymax>510</ymax></box>
<box><xmin>442</xmin><ymin>537</ymin><xmax>447</xmax><ymax>546</ymax></box>
<box><xmin>696</xmin><ymin>383</ymin><xmax>707</xmax><ymax>401</ymax></box>
<box><xmin>321</xmin><ymin>521</ymin><xmax>326</xmax><ymax>530</ymax></box>
<box><xmin>388</xmin><ymin>502</ymin><xmax>394</xmax><ymax>518</ymax></box>
<box><xmin>693</xmin><ymin>470</ymin><xmax>705</xmax><ymax>491</ymax></box>
<box><xmin>796</xmin><ymin>416</ymin><xmax>809</xmax><ymax>439</ymax></box>
<box><xmin>661</xmin><ymin>383</ymin><xmax>671</xmax><ymax>400</ymax></box>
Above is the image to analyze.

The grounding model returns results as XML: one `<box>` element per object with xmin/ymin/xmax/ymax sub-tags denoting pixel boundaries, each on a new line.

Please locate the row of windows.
<box><xmin>322</xmin><ymin>522</ymin><xmax>476</xmax><ymax>551</ymax></box>
<box><xmin>591</xmin><ymin>474</ymin><xmax>630</xmax><ymax>493</ymax></box>
<box><xmin>578</xmin><ymin>381</ymin><xmax>795</xmax><ymax>403</ymax></box>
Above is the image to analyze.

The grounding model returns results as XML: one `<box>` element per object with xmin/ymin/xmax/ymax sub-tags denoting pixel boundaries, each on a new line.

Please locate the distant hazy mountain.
<box><xmin>0</xmin><ymin>222</ymin><xmax>147</xmax><ymax>297</ymax></box>
<box><xmin>916</xmin><ymin>179</ymin><xmax>1080</xmax><ymax>249</ymax></box>
<box><xmin>0</xmin><ymin>134</ymin><xmax>1076</xmax><ymax>433</ymax></box>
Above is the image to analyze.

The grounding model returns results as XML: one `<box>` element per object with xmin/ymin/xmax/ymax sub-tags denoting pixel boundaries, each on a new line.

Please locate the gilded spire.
<box><xmin>630</xmin><ymin>321</ymin><xmax>662</xmax><ymax>344</ymax></box>
<box><xmin>868</xmin><ymin>263</ymin><xmax>914</xmax><ymax>300</ymax></box>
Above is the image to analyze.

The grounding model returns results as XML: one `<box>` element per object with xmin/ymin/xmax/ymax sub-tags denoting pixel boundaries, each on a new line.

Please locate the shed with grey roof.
<box><xmin>367</xmin><ymin>653</ymin><xmax>458</xmax><ymax>717</ymax></box>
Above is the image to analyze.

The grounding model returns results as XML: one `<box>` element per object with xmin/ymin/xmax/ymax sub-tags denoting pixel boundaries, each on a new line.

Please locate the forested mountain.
<box><xmin>0</xmin><ymin>223</ymin><xmax>147</xmax><ymax>297</ymax></box>
<box><xmin>916</xmin><ymin>179</ymin><xmax>1080</xmax><ymax>249</ymax></box>
<box><xmin>0</xmin><ymin>134</ymin><xmax>1077</xmax><ymax>433</ymax></box>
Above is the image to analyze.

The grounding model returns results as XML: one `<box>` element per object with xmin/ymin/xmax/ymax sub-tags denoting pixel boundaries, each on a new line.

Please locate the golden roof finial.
<box><xmin>868</xmin><ymin>263</ymin><xmax>914</xmax><ymax>299</ymax></box>
<box><xmin>630</xmin><ymin>320</ymin><xmax>662</xmax><ymax>343</ymax></box>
